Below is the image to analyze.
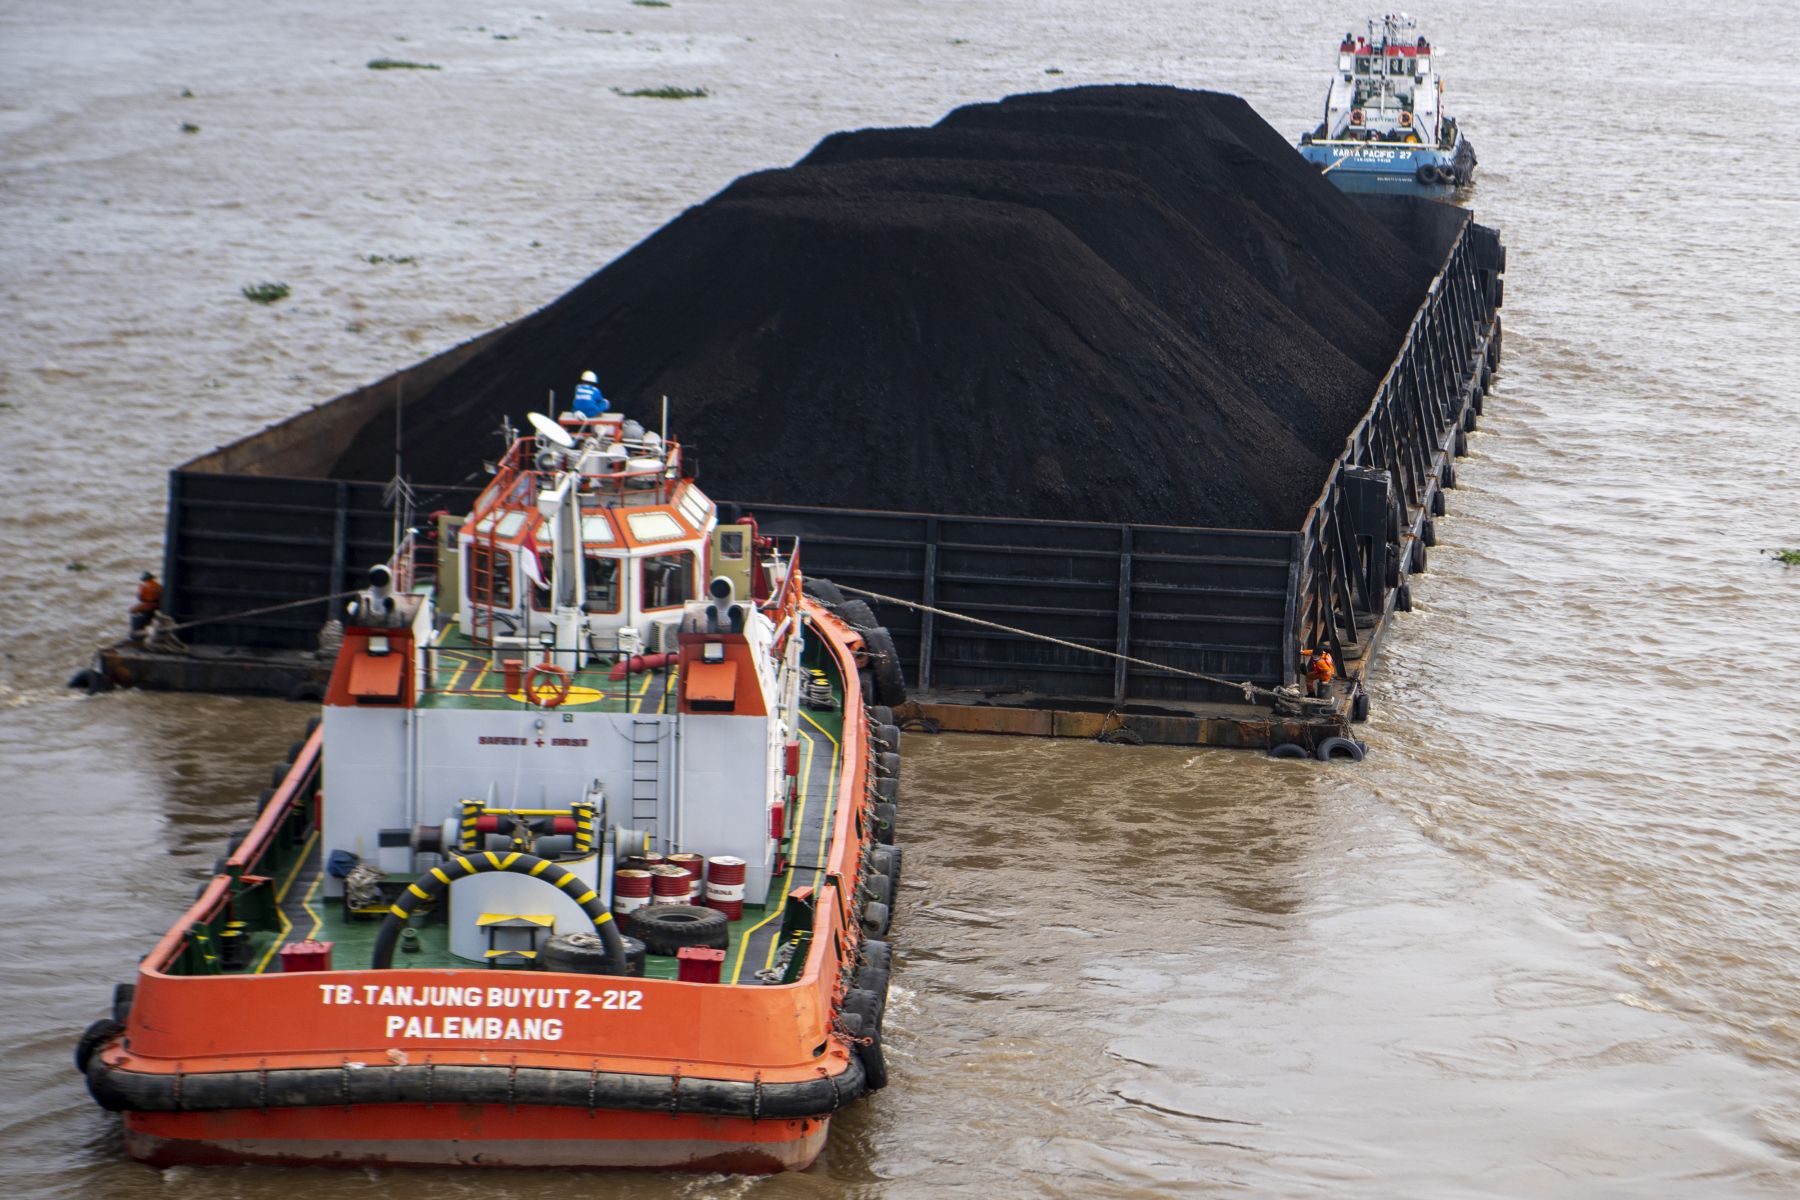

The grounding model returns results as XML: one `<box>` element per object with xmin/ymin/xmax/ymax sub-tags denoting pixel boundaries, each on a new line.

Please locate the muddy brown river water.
<box><xmin>3</xmin><ymin>1</ymin><xmax>1798</xmax><ymax>1196</ymax></box>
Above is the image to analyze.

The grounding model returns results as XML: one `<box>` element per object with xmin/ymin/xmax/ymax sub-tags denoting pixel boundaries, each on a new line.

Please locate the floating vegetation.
<box><xmin>241</xmin><ymin>281</ymin><xmax>291</xmax><ymax>304</ymax></box>
<box><xmin>66</xmin><ymin>562</ymin><xmax>89</xmax><ymax>573</ymax></box>
<box><xmin>366</xmin><ymin>254</ymin><xmax>417</xmax><ymax>265</ymax></box>
<box><xmin>180</xmin><ymin>122</ymin><xmax>200</xmax><ymax>134</ymax></box>
<box><xmin>367</xmin><ymin>58</ymin><xmax>441</xmax><ymax>71</ymax></box>
<box><xmin>612</xmin><ymin>85</ymin><xmax>707</xmax><ymax>99</ymax></box>
<box><xmin>632</xmin><ymin>1</ymin><xmax>671</xmax><ymax>7</ymax></box>
<box><xmin>178</xmin><ymin>87</ymin><xmax>194</xmax><ymax>98</ymax></box>
<box><xmin>1045</xmin><ymin>67</ymin><xmax>1064</xmax><ymax>75</ymax></box>
<box><xmin>1768</xmin><ymin>548</ymin><xmax>1800</xmax><ymax>566</ymax></box>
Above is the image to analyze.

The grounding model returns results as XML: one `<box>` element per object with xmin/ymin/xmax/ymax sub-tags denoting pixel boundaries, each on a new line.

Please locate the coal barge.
<box><xmin>85</xmin><ymin>86</ymin><xmax>1505</xmax><ymax>755</ymax></box>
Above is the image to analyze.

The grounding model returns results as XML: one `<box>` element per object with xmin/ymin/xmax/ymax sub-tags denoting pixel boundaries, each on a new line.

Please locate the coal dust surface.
<box><xmin>331</xmin><ymin>85</ymin><xmax>1435</xmax><ymax>530</ymax></box>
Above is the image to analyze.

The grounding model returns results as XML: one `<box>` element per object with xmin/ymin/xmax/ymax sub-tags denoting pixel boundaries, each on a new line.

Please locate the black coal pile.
<box><xmin>332</xmin><ymin>86</ymin><xmax>1437</xmax><ymax>529</ymax></box>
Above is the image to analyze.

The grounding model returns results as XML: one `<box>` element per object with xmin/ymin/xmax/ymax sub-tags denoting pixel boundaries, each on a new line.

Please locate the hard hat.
<box><xmin>140</xmin><ymin>571</ymin><xmax>154</xmax><ymax>581</ymax></box>
<box><xmin>579</xmin><ymin>370</ymin><xmax>598</xmax><ymax>384</ymax></box>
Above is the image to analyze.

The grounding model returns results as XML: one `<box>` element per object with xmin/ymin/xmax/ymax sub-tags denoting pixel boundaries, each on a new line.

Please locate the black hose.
<box><xmin>371</xmin><ymin>850</ymin><xmax>624</xmax><ymax>973</ymax></box>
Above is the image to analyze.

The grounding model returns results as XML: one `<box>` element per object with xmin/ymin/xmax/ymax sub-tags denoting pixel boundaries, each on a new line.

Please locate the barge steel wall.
<box><xmin>155</xmin><ymin>203</ymin><xmax>1503</xmax><ymax>711</ymax></box>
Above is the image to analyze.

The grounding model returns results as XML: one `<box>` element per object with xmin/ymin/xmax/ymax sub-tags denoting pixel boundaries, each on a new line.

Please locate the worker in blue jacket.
<box><xmin>572</xmin><ymin>370</ymin><xmax>608</xmax><ymax>418</ymax></box>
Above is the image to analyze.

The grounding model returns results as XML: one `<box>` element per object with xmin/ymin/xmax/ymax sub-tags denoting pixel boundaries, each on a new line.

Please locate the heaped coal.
<box><xmin>332</xmin><ymin>85</ymin><xmax>1436</xmax><ymax>530</ymax></box>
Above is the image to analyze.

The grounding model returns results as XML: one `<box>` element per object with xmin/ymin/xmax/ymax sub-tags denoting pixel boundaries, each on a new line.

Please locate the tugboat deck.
<box><xmin>255</xmin><ymin>685</ymin><xmax>845</xmax><ymax>984</ymax></box>
<box><xmin>418</xmin><ymin>626</ymin><xmax>677</xmax><ymax>714</ymax></box>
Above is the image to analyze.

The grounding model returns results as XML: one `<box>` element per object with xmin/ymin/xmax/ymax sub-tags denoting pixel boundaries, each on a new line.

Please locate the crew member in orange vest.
<box><xmin>1305</xmin><ymin>647</ymin><xmax>1336</xmax><ymax>697</ymax></box>
<box><xmin>130</xmin><ymin>571</ymin><xmax>163</xmax><ymax>640</ymax></box>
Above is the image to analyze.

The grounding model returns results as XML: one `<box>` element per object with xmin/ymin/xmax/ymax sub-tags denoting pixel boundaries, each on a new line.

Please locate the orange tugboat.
<box><xmin>76</xmin><ymin>405</ymin><xmax>905</xmax><ymax>1170</ymax></box>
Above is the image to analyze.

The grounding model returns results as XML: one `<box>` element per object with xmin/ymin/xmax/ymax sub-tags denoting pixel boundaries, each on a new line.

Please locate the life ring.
<box><xmin>1350</xmin><ymin>107</ymin><xmax>1364</xmax><ymax>125</ymax></box>
<box><xmin>524</xmin><ymin>662</ymin><xmax>571</xmax><ymax>707</ymax></box>
<box><xmin>1399</xmin><ymin>110</ymin><xmax>1413</xmax><ymax>127</ymax></box>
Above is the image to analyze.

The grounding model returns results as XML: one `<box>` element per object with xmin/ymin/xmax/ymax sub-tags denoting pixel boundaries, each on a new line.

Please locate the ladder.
<box><xmin>630</xmin><ymin>719</ymin><xmax>661</xmax><ymax>829</ymax></box>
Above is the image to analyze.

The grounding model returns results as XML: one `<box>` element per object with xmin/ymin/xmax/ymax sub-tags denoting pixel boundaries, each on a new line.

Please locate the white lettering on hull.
<box><xmin>316</xmin><ymin>982</ymin><xmax>644</xmax><ymax>1042</ymax></box>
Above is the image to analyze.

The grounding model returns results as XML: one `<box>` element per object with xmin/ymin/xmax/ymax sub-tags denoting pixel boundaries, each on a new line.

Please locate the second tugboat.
<box><xmin>1297</xmin><ymin>13</ymin><xmax>1477</xmax><ymax>195</ymax></box>
<box><xmin>75</xmin><ymin>401</ymin><xmax>907</xmax><ymax>1171</ymax></box>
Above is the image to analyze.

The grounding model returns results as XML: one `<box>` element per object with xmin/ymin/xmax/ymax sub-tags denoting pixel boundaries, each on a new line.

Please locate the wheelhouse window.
<box><xmin>640</xmin><ymin>551</ymin><xmax>695</xmax><ymax>611</ymax></box>
<box><xmin>585</xmin><ymin>554</ymin><xmax>621</xmax><ymax>613</ymax></box>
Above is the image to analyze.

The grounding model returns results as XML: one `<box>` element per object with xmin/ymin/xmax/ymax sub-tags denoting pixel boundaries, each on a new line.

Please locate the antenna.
<box><xmin>661</xmin><ymin>394</ymin><xmax>669</xmax><ymax>444</ymax></box>
<box><xmin>528</xmin><ymin>411</ymin><xmax>574</xmax><ymax>448</ymax></box>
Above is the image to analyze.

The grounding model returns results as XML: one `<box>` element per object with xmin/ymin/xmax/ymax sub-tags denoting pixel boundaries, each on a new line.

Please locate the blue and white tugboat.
<box><xmin>1297</xmin><ymin>13</ymin><xmax>1476</xmax><ymax>195</ymax></box>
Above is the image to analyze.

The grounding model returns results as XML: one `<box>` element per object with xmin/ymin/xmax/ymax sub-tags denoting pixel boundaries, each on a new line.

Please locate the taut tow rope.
<box><xmin>828</xmin><ymin>583</ymin><xmax>1333</xmax><ymax>710</ymax></box>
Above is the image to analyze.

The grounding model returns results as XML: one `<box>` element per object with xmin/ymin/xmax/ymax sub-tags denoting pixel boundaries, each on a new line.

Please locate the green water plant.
<box><xmin>367</xmin><ymin>58</ymin><xmax>441</xmax><ymax>71</ymax></box>
<box><xmin>612</xmin><ymin>85</ymin><xmax>707</xmax><ymax>99</ymax></box>
<box><xmin>1769</xmin><ymin>548</ymin><xmax>1800</xmax><ymax>566</ymax></box>
<box><xmin>632</xmin><ymin>1</ymin><xmax>671</xmax><ymax>7</ymax></box>
<box><xmin>241</xmin><ymin>281</ymin><xmax>290</xmax><ymax>304</ymax></box>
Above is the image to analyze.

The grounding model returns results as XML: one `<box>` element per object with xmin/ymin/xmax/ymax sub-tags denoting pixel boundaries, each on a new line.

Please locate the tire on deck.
<box><xmin>627</xmin><ymin>903</ymin><xmax>730</xmax><ymax>957</ymax></box>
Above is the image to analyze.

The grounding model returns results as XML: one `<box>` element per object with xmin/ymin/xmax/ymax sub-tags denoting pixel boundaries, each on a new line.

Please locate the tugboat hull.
<box><xmin>1298</xmin><ymin>138</ymin><xmax>1476</xmax><ymax>197</ymax></box>
<box><xmin>124</xmin><ymin>1107</ymin><xmax>830</xmax><ymax>1171</ymax></box>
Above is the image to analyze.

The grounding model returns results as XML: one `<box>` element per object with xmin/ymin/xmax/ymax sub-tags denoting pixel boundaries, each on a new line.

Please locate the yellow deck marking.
<box><xmin>503</xmin><ymin>684</ymin><xmax>608</xmax><ymax>707</ymax></box>
<box><xmin>730</xmin><ymin>731</ymin><xmax>821</xmax><ymax>984</ymax></box>
<box><xmin>630</xmin><ymin>668</ymin><xmax>657</xmax><ymax>714</ymax></box>
<box><xmin>800</xmin><ymin>711</ymin><xmax>846</xmax><ymax>901</ymax></box>
<box><xmin>300</xmin><ymin>866</ymin><xmax>326</xmax><ymax>941</ymax></box>
<box><xmin>253</xmin><ymin>828</ymin><xmax>320</xmax><ymax>974</ymax></box>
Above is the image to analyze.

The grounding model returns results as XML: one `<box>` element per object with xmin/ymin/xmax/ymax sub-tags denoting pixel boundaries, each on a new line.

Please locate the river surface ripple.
<box><xmin>2</xmin><ymin>1</ymin><xmax>1797</xmax><ymax>1196</ymax></box>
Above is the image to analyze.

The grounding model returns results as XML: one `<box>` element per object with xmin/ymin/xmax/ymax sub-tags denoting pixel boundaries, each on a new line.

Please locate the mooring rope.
<box><xmin>163</xmin><ymin>589</ymin><xmax>362</xmax><ymax>634</ymax></box>
<box><xmin>828</xmin><ymin>583</ymin><xmax>1333</xmax><ymax>710</ymax></box>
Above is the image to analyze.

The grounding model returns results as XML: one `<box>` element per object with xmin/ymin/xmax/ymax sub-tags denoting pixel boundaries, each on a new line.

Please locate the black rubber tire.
<box><xmin>838</xmin><ymin>1009</ymin><xmax>888</xmax><ymax>1091</ymax></box>
<box><xmin>869</xmin><ymin>705</ymin><xmax>895</xmax><ymax>727</ymax></box>
<box><xmin>1395</xmin><ymin>582</ymin><xmax>1413</xmax><ymax>612</ymax></box>
<box><xmin>1415</xmin><ymin>164</ymin><xmax>1436</xmax><ymax>185</ymax></box>
<box><xmin>1351</xmin><ymin>689</ymin><xmax>1371</xmax><ymax>723</ymax></box>
<box><xmin>541</xmin><ymin>932</ymin><xmax>647</xmax><ymax>977</ymax></box>
<box><xmin>287</xmin><ymin>681</ymin><xmax>326</xmax><ymax>703</ymax></box>
<box><xmin>627</xmin><ymin>903</ymin><xmax>730</xmax><ymax>956</ymax></box>
<box><xmin>1473</xmin><ymin>386</ymin><xmax>1486</xmax><ymax>417</ymax></box>
<box><xmin>1315</xmin><ymin>737</ymin><xmax>1366</xmax><ymax>763</ymax></box>
<box><xmin>1268</xmin><ymin>743</ymin><xmax>1310</xmax><ymax>760</ymax></box>
<box><xmin>1443</xmin><ymin>464</ymin><xmax>1458</xmax><ymax>489</ymax></box>
<box><xmin>873</xmin><ymin>775</ymin><xmax>900</xmax><ymax>805</ymax></box>
<box><xmin>804</xmin><ymin>577</ymin><xmax>846</xmax><ymax>607</ymax></box>
<box><xmin>76</xmin><ymin>1018</ymin><xmax>123</xmax><ymax>1074</ymax></box>
<box><xmin>112</xmin><ymin>982</ymin><xmax>136</xmax><ymax>1025</ymax></box>
<box><xmin>858</xmin><ymin>937</ymin><xmax>893</xmax><ymax>980</ymax></box>
<box><xmin>304</xmin><ymin>715</ymin><xmax>321</xmax><ymax>736</ymax></box>
<box><xmin>1464</xmin><ymin>406</ymin><xmax>1479</xmax><ymax>432</ymax></box>
<box><xmin>285</xmin><ymin>740</ymin><xmax>305</xmax><ymax>764</ymax></box>
<box><xmin>270</xmin><ymin>762</ymin><xmax>290</xmax><ymax>789</ymax></box>
<box><xmin>1454</xmin><ymin>428</ymin><xmax>1469</xmax><ymax>458</ymax></box>
<box><xmin>863</xmin><ymin>626</ymin><xmax>907</xmax><ymax>707</ymax></box>
<box><xmin>1421</xmin><ymin>518</ymin><xmax>1437</xmax><ymax>548</ymax></box>
<box><xmin>870</xmin><ymin>845</ymin><xmax>902</xmax><ymax>892</ymax></box>
<box><xmin>860</xmin><ymin>899</ymin><xmax>891</xmax><ymax>938</ymax></box>
<box><xmin>863</xmin><ymin>871</ymin><xmax>893</xmax><ymax>912</ymax></box>
<box><xmin>852</xmin><ymin>963</ymin><xmax>891</xmax><ymax>1014</ymax></box>
<box><xmin>225</xmin><ymin>827</ymin><xmax>253</xmax><ymax>856</ymax></box>
<box><xmin>1488</xmin><ymin>317</ymin><xmax>1503</xmax><ymax>368</ymax></box>
<box><xmin>837</xmin><ymin>598</ymin><xmax>878</xmax><ymax>631</ymax></box>
<box><xmin>858</xmin><ymin>669</ymin><xmax>874</xmax><ymax>708</ymax></box>
<box><xmin>1412</xmin><ymin>543</ymin><xmax>1429</xmax><ymax>575</ymax></box>
<box><xmin>1430</xmin><ymin>489</ymin><xmax>1447</xmax><ymax>517</ymax></box>
<box><xmin>872</xmin><ymin>802</ymin><xmax>897</xmax><ymax>845</ymax></box>
<box><xmin>874</xmin><ymin>723</ymin><xmax>902</xmax><ymax>754</ymax></box>
<box><xmin>1385</xmin><ymin>545</ymin><xmax>1401</xmax><ymax>590</ymax></box>
<box><xmin>876</xmin><ymin>751</ymin><xmax>901</xmax><ymax>782</ymax></box>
